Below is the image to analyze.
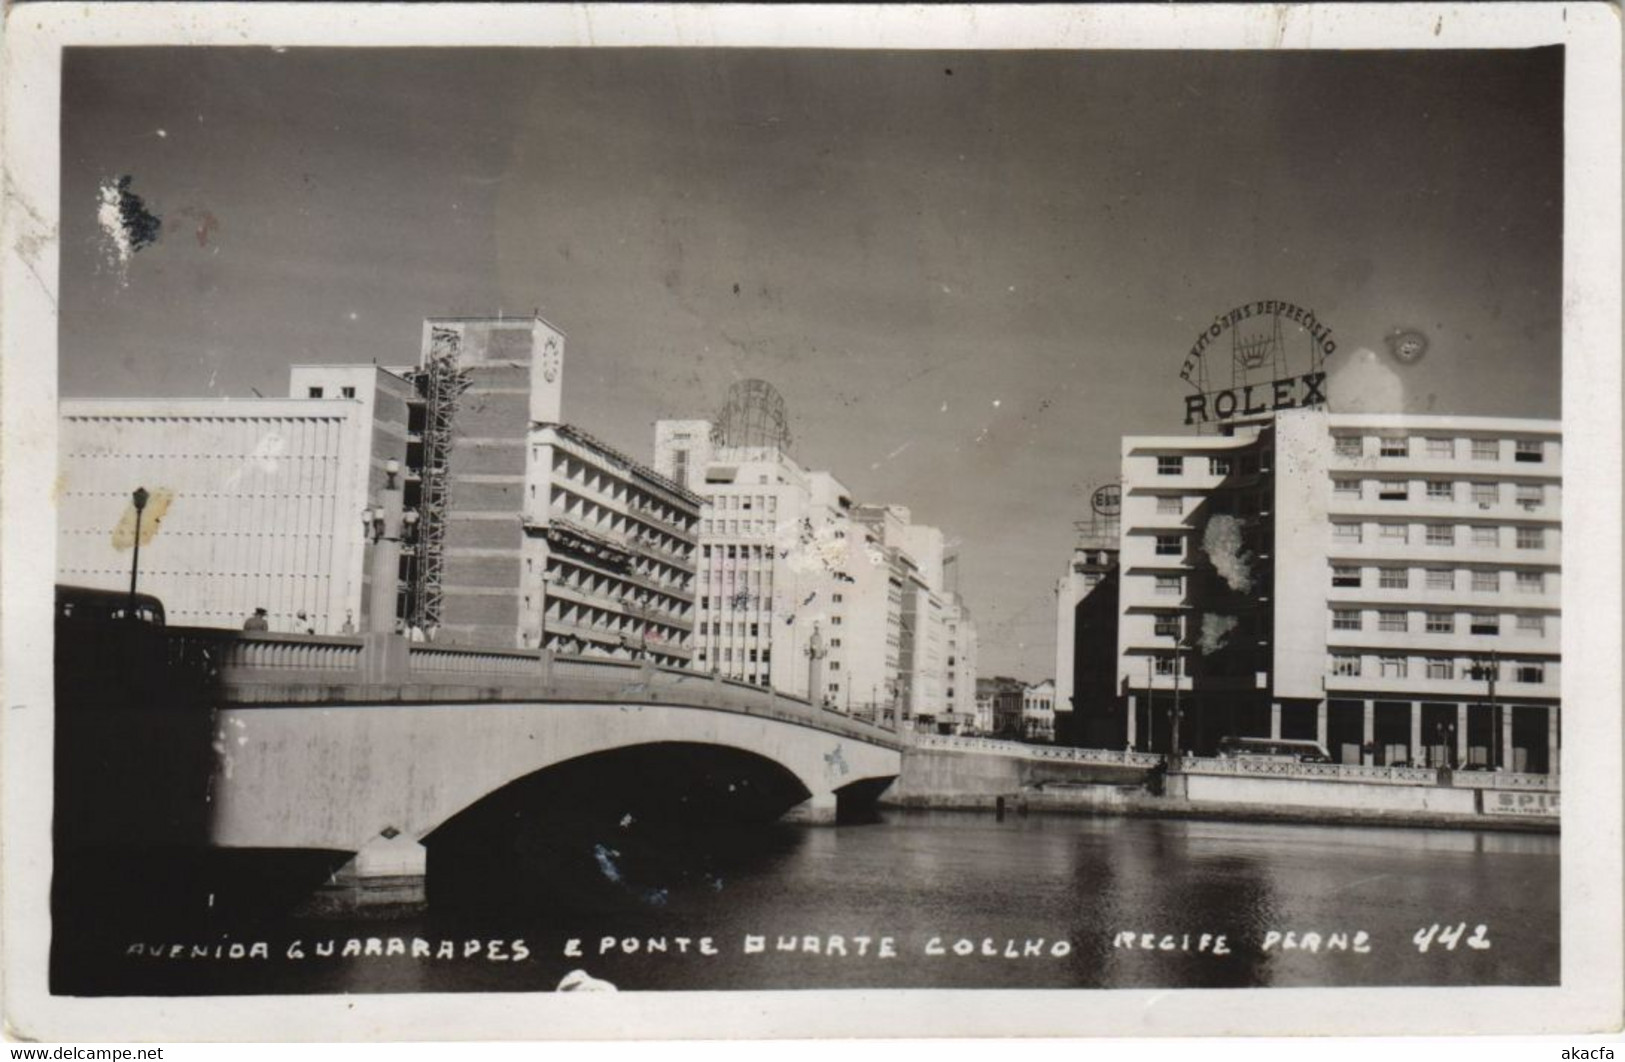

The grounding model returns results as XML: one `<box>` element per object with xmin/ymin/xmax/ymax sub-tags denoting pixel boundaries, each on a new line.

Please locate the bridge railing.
<box><xmin>148</xmin><ymin>626</ymin><xmax>902</xmax><ymax>748</ymax></box>
<box><xmin>905</xmin><ymin>733</ymin><xmax>1164</xmax><ymax>768</ymax></box>
<box><xmin>1174</xmin><ymin>756</ymin><xmax>1558</xmax><ymax>790</ymax></box>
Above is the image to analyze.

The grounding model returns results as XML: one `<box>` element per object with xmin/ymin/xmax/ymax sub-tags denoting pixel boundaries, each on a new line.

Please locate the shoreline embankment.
<box><xmin>879</xmin><ymin>743</ymin><xmax>1559</xmax><ymax>835</ymax></box>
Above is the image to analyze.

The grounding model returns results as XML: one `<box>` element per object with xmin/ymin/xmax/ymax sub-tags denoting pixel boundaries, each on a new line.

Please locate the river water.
<box><xmin>54</xmin><ymin>810</ymin><xmax>1558</xmax><ymax>995</ymax></box>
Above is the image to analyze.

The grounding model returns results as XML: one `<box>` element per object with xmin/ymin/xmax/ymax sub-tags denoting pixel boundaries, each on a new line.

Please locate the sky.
<box><xmin>59</xmin><ymin>46</ymin><xmax>1563</xmax><ymax>679</ymax></box>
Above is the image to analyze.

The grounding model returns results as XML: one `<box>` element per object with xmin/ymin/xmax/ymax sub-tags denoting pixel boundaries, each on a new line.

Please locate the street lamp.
<box><xmin>128</xmin><ymin>486</ymin><xmax>150</xmax><ymax>617</ymax></box>
<box><xmin>364</xmin><ymin>458</ymin><xmax>407</xmax><ymax>634</ymax></box>
<box><xmin>1468</xmin><ymin>650</ymin><xmax>1501</xmax><ymax>770</ymax></box>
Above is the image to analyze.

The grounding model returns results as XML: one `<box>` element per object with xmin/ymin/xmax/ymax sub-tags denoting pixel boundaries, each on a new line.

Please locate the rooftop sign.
<box><xmin>1179</xmin><ymin>301</ymin><xmax>1334</xmax><ymax>426</ymax></box>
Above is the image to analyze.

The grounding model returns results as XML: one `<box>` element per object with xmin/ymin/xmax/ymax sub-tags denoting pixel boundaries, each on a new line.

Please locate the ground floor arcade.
<box><xmin>1115</xmin><ymin>690</ymin><xmax>1560</xmax><ymax>774</ymax></box>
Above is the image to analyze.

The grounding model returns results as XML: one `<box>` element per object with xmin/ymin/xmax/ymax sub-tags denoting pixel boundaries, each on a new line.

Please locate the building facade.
<box><xmin>417</xmin><ymin>317</ymin><xmax>698</xmax><ymax>661</ymax></box>
<box><xmin>653</xmin><ymin>417</ymin><xmax>974</xmax><ymax>724</ymax></box>
<box><xmin>1054</xmin><ymin>542</ymin><xmax>1120</xmax><ymax>746</ymax></box>
<box><xmin>653</xmin><ymin>419</ymin><xmax>852</xmax><ymax>695</ymax></box>
<box><xmin>59</xmin><ymin>314</ymin><xmax>699</xmax><ymax>660</ymax></box>
<box><xmin>1116</xmin><ymin>409</ymin><xmax>1561</xmax><ymax>772</ymax></box>
<box><xmin>1022</xmin><ymin>679</ymin><xmax>1057</xmax><ymax>742</ymax></box>
<box><xmin>58</xmin><ymin>366</ymin><xmax>413</xmax><ymax>634</ymax></box>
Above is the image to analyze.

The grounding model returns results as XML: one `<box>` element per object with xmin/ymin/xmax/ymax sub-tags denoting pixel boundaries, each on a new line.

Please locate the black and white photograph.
<box><xmin>2</xmin><ymin>2</ymin><xmax>1620</xmax><ymax>1044</ymax></box>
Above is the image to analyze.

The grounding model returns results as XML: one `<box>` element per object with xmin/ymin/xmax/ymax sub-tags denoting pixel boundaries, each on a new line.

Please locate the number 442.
<box><xmin>1413</xmin><ymin>923</ymin><xmax>1491</xmax><ymax>953</ymax></box>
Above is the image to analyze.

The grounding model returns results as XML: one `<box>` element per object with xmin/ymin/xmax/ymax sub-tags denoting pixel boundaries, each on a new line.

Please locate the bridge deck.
<box><xmin>134</xmin><ymin>626</ymin><xmax>905</xmax><ymax>750</ymax></box>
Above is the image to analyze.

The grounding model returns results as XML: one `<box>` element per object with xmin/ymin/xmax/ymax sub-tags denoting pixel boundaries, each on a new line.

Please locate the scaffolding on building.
<box><xmin>408</xmin><ymin>326</ymin><xmax>472</xmax><ymax>631</ymax></box>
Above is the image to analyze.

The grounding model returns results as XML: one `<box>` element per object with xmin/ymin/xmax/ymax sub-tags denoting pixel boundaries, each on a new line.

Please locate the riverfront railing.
<box><xmin>906</xmin><ymin>733</ymin><xmax>1164</xmax><ymax>768</ymax></box>
<box><xmin>1177</xmin><ymin>755</ymin><xmax>1560</xmax><ymax>791</ymax></box>
<box><xmin>136</xmin><ymin>626</ymin><xmax>903</xmax><ymax>750</ymax></box>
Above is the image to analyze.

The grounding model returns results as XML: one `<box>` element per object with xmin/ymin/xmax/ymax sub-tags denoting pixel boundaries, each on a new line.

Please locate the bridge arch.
<box><xmin>209</xmin><ymin>699</ymin><xmax>901</xmax><ymax>858</ymax></box>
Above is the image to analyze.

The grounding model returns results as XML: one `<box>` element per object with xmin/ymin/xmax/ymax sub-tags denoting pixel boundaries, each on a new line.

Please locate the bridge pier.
<box><xmin>303</xmin><ymin>833</ymin><xmax>427</xmax><ymax>915</ymax></box>
<box><xmin>780</xmin><ymin>792</ymin><xmax>838</xmax><ymax>825</ymax></box>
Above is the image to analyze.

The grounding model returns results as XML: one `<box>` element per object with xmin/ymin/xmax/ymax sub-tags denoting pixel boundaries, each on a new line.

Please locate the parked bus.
<box><xmin>1216</xmin><ymin>736</ymin><xmax>1331</xmax><ymax>763</ymax></box>
<box><xmin>55</xmin><ymin>585</ymin><xmax>166</xmax><ymax>627</ymax></box>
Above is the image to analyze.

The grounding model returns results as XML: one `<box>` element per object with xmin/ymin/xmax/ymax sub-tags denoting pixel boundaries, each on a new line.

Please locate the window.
<box><xmin>832</xmin><ymin>593</ymin><xmax>844</xmax><ymax>604</ymax></box>
<box><xmin>1332</xmin><ymin>609</ymin><xmax>1362</xmax><ymax>631</ymax></box>
<box><xmin>1334</xmin><ymin>436</ymin><xmax>1363</xmax><ymax>458</ymax></box>
<box><xmin>1426</xmin><ymin>612</ymin><xmax>1455</xmax><ymax>634</ymax></box>
<box><xmin>307</xmin><ymin>386</ymin><xmax>324</xmax><ymax>398</ymax></box>
<box><xmin>829</xmin><ymin>661</ymin><xmax>841</xmax><ymax>672</ymax></box>
<box><xmin>1154</xmin><ymin>655</ymin><xmax>1178</xmax><ymax>677</ymax></box>
<box><xmin>341</xmin><ymin>385</ymin><xmax>357</xmax><ymax>399</ymax></box>
<box><xmin>1471</xmin><ymin>525</ymin><xmax>1499</xmax><ymax>547</ymax></box>
<box><xmin>1332</xmin><ymin>565</ymin><xmax>1362</xmax><ymax>588</ymax></box>
<box><xmin>1379</xmin><ymin>480</ymin><xmax>1408</xmax><ymax>501</ymax></box>
<box><xmin>1471</xmin><ymin>570</ymin><xmax>1499</xmax><ymax>593</ymax></box>
<box><xmin>1470</xmin><ymin>614</ymin><xmax>1501</xmax><ymax>636</ymax></box>
<box><xmin>1380</xmin><ymin>436</ymin><xmax>1409</xmax><ymax>458</ymax></box>
<box><xmin>1209</xmin><ymin>456</ymin><xmax>1233</xmax><ymax>476</ymax></box>
<box><xmin>1157</xmin><ymin>495</ymin><xmax>1183</xmax><ymax>515</ymax></box>
<box><xmin>1515</xmin><ymin>662</ymin><xmax>1545</xmax><ymax>684</ymax></box>
<box><xmin>1516</xmin><ymin>527</ymin><xmax>1545</xmax><ymax>550</ymax></box>
<box><xmin>1333</xmin><ymin>478</ymin><xmax>1361</xmax><ymax>497</ymax></box>
<box><xmin>1516</xmin><ymin>571</ymin><xmax>1544</xmax><ymax>593</ymax></box>
<box><xmin>1378</xmin><ymin>567</ymin><xmax>1409</xmax><ymax>589</ymax></box>
<box><xmin>1155</xmin><ymin>535</ymin><xmax>1182</xmax><ymax>556</ymax></box>
<box><xmin>1425</xmin><ymin>480</ymin><xmax>1453</xmax><ymax>501</ymax></box>
<box><xmin>1472</xmin><ymin>438</ymin><xmax>1500</xmax><ymax>461</ymax></box>
<box><xmin>1427</xmin><ymin>658</ymin><xmax>1455</xmax><ymax>680</ymax></box>
<box><xmin>1157</xmin><ymin>456</ymin><xmax>1184</xmax><ymax>476</ymax></box>
<box><xmin>1378</xmin><ymin>611</ymin><xmax>1407</xmax><ymax>633</ymax></box>
<box><xmin>1516</xmin><ymin>484</ymin><xmax>1544</xmax><ymax>511</ymax></box>
<box><xmin>1334</xmin><ymin>523</ymin><xmax>1363</xmax><ymax>543</ymax></box>
<box><xmin>1514</xmin><ymin>440</ymin><xmax>1544</xmax><ymax>464</ymax></box>
<box><xmin>1426</xmin><ymin>437</ymin><xmax>1455</xmax><ymax>458</ymax></box>
<box><xmin>1425</xmin><ymin>524</ymin><xmax>1454</xmax><ymax>546</ymax></box>
<box><xmin>1471</xmin><ymin>482</ymin><xmax>1498</xmax><ymax>507</ymax></box>
<box><xmin>1154</xmin><ymin>614</ymin><xmax>1181</xmax><ymax>637</ymax></box>
<box><xmin>1331</xmin><ymin>654</ymin><xmax>1362</xmax><ymax>677</ymax></box>
<box><xmin>1379</xmin><ymin>656</ymin><xmax>1408</xmax><ymax>679</ymax></box>
<box><xmin>1155</xmin><ymin>575</ymin><xmax>1182</xmax><ymax>596</ymax></box>
<box><xmin>1517</xmin><ymin>614</ymin><xmax>1546</xmax><ymax>635</ymax></box>
<box><xmin>1426</xmin><ymin>568</ymin><xmax>1455</xmax><ymax>591</ymax></box>
<box><xmin>830</xmin><ymin>616</ymin><xmax>842</xmax><ymax>626</ymax></box>
<box><xmin>1380</xmin><ymin>523</ymin><xmax>1409</xmax><ymax>543</ymax></box>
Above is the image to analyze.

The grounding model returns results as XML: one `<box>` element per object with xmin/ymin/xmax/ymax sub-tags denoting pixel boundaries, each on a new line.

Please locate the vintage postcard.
<box><xmin>2</xmin><ymin>2</ymin><xmax>1620</xmax><ymax>1043</ymax></box>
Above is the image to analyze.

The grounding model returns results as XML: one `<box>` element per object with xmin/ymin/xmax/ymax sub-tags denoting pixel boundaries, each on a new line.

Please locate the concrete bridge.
<box><xmin>55</xmin><ymin>626</ymin><xmax>902</xmax><ymax>909</ymax></box>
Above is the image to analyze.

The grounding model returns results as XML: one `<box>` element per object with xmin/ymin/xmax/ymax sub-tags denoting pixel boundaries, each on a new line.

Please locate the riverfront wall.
<box><xmin>883</xmin><ymin>736</ymin><xmax>1558</xmax><ymax>830</ymax></box>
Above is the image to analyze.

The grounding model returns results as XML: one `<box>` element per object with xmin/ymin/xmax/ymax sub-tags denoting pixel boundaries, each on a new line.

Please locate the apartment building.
<box><xmin>1116</xmin><ymin>408</ymin><xmax>1562</xmax><ymax>773</ymax></box>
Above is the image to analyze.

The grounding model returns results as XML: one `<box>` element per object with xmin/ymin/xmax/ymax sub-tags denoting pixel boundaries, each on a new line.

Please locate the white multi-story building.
<box><xmin>1117</xmin><ymin>408</ymin><xmax>1561</xmax><ymax>773</ymax></box>
<box><xmin>652</xmin><ymin>420</ymin><xmax>854</xmax><ymax>698</ymax></box>
<box><xmin>57</xmin><ymin>366</ymin><xmax>414</xmax><ymax>634</ymax></box>
<box><xmin>654</xmin><ymin>420</ymin><xmax>974</xmax><ymax>724</ymax></box>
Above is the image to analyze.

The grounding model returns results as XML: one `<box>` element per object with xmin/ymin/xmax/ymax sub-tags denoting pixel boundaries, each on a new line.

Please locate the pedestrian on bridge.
<box><xmin>243</xmin><ymin>607</ymin><xmax>269</xmax><ymax>632</ymax></box>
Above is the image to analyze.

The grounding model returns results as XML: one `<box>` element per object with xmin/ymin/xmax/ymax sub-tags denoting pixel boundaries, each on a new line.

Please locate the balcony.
<box><xmin>1325</xmin><ymin>538</ymin><xmax>1561</xmax><ymax>568</ymax></box>
<box><xmin>1326</xmin><ymin>627</ymin><xmax>1560</xmax><ymax>655</ymax></box>
<box><xmin>1327</xmin><ymin>497</ymin><xmax>1561</xmax><ymax>525</ymax></box>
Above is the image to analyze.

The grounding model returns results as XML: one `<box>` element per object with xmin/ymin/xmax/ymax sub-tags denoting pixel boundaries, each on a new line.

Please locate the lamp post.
<box><xmin>1468</xmin><ymin>650</ymin><xmax>1500</xmax><ymax>770</ymax></box>
<box><xmin>364</xmin><ymin>459</ymin><xmax>406</xmax><ymax>635</ymax></box>
<box><xmin>128</xmin><ymin>486</ymin><xmax>150</xmax><ymax>617</ymax></box>
<box><xmin>1170</xmin><ymin>629</ymin><xmax>1185</xmax><ymax>771</ymax></box>
<box><xmin>806</xmin><ymin>622</ymin><xmax>827</xmax><ymax>706</ymax></box>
